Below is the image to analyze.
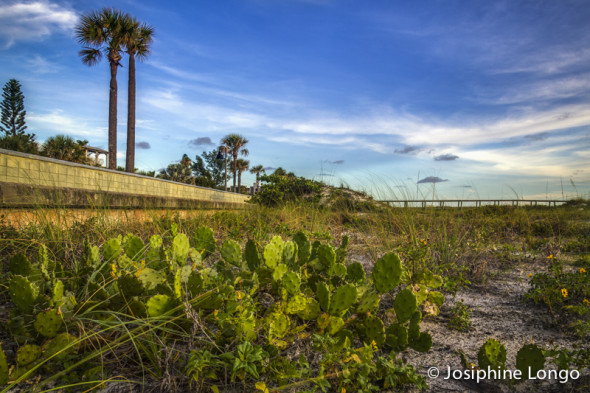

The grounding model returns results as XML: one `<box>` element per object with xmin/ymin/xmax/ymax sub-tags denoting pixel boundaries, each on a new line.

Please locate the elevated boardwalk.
<box><xmin>0</xmin><ymin>148</ymin><xmax>248</xmax><ymax>209</ymax></box>
<box><xmin>380</xmin><ymin>199</ymin><xmax>566</xmax><ymax>208</ymax></box>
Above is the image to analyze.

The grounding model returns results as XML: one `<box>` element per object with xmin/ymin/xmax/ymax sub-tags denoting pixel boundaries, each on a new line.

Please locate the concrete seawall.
<box><xmin>0</xmin><ymin>148</ymin><xmax>248</xmax><ymax>209</ymax></box>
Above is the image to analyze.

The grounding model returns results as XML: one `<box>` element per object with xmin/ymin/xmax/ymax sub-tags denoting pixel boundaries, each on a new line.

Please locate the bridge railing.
<box><xmin>378</xmin><ymin>199</ymin><xmax>567</xmax><ymax>208</ymax></box>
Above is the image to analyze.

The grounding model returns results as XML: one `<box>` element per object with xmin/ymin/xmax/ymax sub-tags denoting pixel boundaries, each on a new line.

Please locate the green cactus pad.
<box><xmin>293</xmin><ymin>231</ymin><xmax>312</xmax><ymax>265</ymax></box>
<box><xmin>149</xmin><ymin>234</ymin><xmax>163</xmax><ymax>249</ymax></box>
<box><xmin>346</xmin><ymin>262</ymin><xmax>365</xmax><ymax>283</ymax></box>
<box><xmin>408</xmin><ymin>311</ymin><xmax>422</xmax><ymax>341</ymax></box>
<box><xmin>244</xmin><ymin>239</ymin><xmax>261</xmax><ymax>271</ymax></box>
<box><xmin>394</xmin><ymin>288</ymin><xmax>417</xmax><ymax>323</ymax></box>
<box><xmin>318</xmin><ymin>244</ymin><xmax>336</xmax><ymax>271</ymax></box>
<box><xmin>264</xmin><ymin>236</ymin><xmax>284</xmax><ymax>268</ymax></box>
<box><xmin>34</xmin><ymin>309</ymin><xmax>62</xmax><ymax>338</ymax></box>
<box><xmin>123</xmin><ymin>235</ymin><xmax>144</xmax><ymax>261</ymax></box>
<box><xmin>372</xmin><ymin>252</ymin><xmax>402</xmax><ymax>294</ymax></box>
<box><xmin>336</xmin><ymin>235</ymin><xmax>348</xmax><ymax>264</ymax></box>
<box><xmin>355</xmin><ymin>290</ymin><xmax>380</xmax><ymax>314</ymax></box>
<box><xmin>282</xmin><ymin>272</ymin><xmax>301</xmax><ymax>296</ymax></box>
<box><xmin>478</xmin><ymin>338</ymin><xmax>507</xmax><ymax>370</ymax></box>
<box><xmin>9</xmin><ymin>275</ymin><xmax>38</xmax><ymax>313</ymax></box>
<box><xmin>194</xmin><ymin>226</ymin><xmax>216</xmax><ymax>259</ymax></box>
<box><xmin>17</xmin><ymin>344</ymin><xmax>42</xmax><ymax>367</ymax></box>
<box><xmin>332</xmin><ymin>329</ymin><xmax>354</xmax><ymax>351</ymax></box>
<box><xmin>295</xmin><ymin>298</ymin><xmax>320</xmax><ymax>320</ymax></box>
<box><xmin>286</xmin><ymin>294</ymin><xmax>308</xmax><ymax>314</ymax></box>
<box><xmin>409</xmin><ymin>332</ymin><xmax>432</xmax><ymax>352</ymax></box>
<box><xmin>414</xmin><ymin>269</ymin><xmax>443</xmax><ymax>289</ymax></box>
<box><xmin>331</xmin><ymin>263</ymin><xmax>347</xmax><ymax>278</ymax></box>
<box><xmin>327</xmin><ymin>316</ymin><xmax>345</xmax><ymax>336</ymax></box>
<box><xmin>189</xmin><ymin>247</ymin><xmax>203</xmax><ymax>267</ymax></box>
<box><xmin>329</xmin><ymin>284</ymin><xmax>358</xmax><ymax>317</ymax></box>
<box><xmin>315</xmin><ymin>281</ymin><xmax>331</xmax><ymax>312</ymax></box>
<box><xmin>516</xmin><ymin>344</ymin><xmax>545</xmax><ymax>376</ymax></box>
<box><xmin>137</xmin><ymin>268</ymin><xmax>166</xmax><ymax>290</ymax></box>
<box><xmin>361</xmin><ymin>315</ymin><xmax>385</xmax><ymax>347</ymax></box>
<box><xmin>268</xmin><ymin>312</ymin><xmax>290</xmax><ymax>338</ymax></box>
<box><xmin>283</xmin><ymin>241</ymin><xmax>297</xmax><ymax>266</ymax></box>
<box><xmin>9</xmin><ymin>253</ymin><xmax>32</xmax><ymax>276</ymax></box>
<box><xmin>427</xmin><ymin>291</ymin><xmax>444</xmax><ymax>307</ymax></box>
<box><xmin>221</xmin><ymin>239</ymin><xmax>242</xmax><ymax>267</ymax></box>
<box><xmin>102</xmin><ymin>238</ymin><xmax>122</xmax><ymax>262</ymax></box>
<box><xmin>272</xmin><ymin>264</ymin><xmax>288</xmax><ymax>281</ymax></box>
<box><xmin>52</xmin><ymin>280</ymin><xmax>64</xmax><ymax>305</ymax></box>
<box><xmin>187</xmin><ymin>271</ymin><xmax>204</xmax><ymax>298</ymax></box>
<box><xmin>172</xmin><ymin>233</ymin><xmax>190</xmax><ymax>264</ymax></box>
<box><xmin>118</xmin><ymin>273</ymin><xmax>144</xmax><ymax>298</ymax></box>
<box><xmin>86</xmin><ymin>245</ymin><xmax>101</xmax><ymax>267</ymax></box>
<box><xmin>146</xmin><ymin>294</ymin><xmax>175</xmax><ymax>317</ymax></box>
<box><xmin>385</xmin><ymin>323</ymin><xmax>408</xmax><ymax>352</ymax></box>
<box><xmin>42</xmin><ymin>332</ymin><xmax>77</xmax><ymax>360</ymax></box>
<box><xmin>0</xmin><ymin>344</ymin><xmax>7</xmax><ymax>385</ymax></box>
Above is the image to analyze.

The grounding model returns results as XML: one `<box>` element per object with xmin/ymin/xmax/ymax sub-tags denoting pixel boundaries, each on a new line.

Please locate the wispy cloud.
<box><xmin>418</xmin><ymin>176</ymin><xmax>448</xmax><ymax>184</ymax></box>
<box><xmin>136</xmin><ymin>142</ymin><xmax>151</xmax><ymax>149</ymax></box>
<box><xmin>28</xmin><ymin>110</ymin><xmax>105</xmax><ymax>140</ymax></box>
<box><xmin>0</xmin><ymin>1</ymin><xmax>77</xmax><ymax>48</ymax></box>
<box><xmin>189</xmin><ymin>137</ymin><xmax>215</xmax><ymax>147</ymax></box>
<box><xmin>394</xmin><ymin>145</ymin><xmax>420</xmax><ymax>155</ymax></box>
<box><xmin>434</xmin><ymin>153</ymin><xmax>459</xmax><ymax>161</ymax></box>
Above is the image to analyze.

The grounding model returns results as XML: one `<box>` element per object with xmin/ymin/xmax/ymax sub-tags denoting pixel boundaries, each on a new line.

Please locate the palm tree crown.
<box><xmin>236</xmin><ymin>158</ymin><xmax>250</xmax><ymax>193</ymax></box>
<box><xmin>220</xmin><ymin>133</ymin><xmax>249</xmax><ymax>192</ymax></box>
<box><xmin>250</xmin><ymin>164</ymin><xmax>265</xmax><ymax>191</ymax></box>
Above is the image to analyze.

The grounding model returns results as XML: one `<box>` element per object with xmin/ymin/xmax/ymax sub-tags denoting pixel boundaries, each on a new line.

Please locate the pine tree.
<box><xmin>0</xmin><ymin>79</ymin><xmax>27</xmax><ymax>136</ymax></box>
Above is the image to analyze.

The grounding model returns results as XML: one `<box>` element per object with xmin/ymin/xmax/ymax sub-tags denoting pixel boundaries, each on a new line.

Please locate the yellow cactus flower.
<box><xmin>583</xmin><ymin>299</ymin><xmax>590</xmax><ymax>306</ymax></box>
<box><xmin>236</xmin><ymin>291</ymin><xmax>243</xmax><ymax>300</ymax></box>
<box><xmin>527</xmin><ymin>273</ymin><xmax>533</xmax><ymax>278</ymax></box>
<box><xmin>547</xmin><ymin>254</ymin><xmax>554</xmax><ymax>259</ymax></box>
<box><xmin>580</xmin><ymin>268</ymin><xmax>586</xmax><ymax>274</ymax></box>
<box><xmin>561</xmin><ymin>288</ymin><xmax>568</xmax><ymax>298</ymax></box>
<box><xmin>110</xmin><ymin>263</ymin><xmax>117</xmax><ymax>279</ymax></box>
<box><xmin>371</xmin><ymin>340</ymin><xmax>378</xmax><ymax>350</ymax></box>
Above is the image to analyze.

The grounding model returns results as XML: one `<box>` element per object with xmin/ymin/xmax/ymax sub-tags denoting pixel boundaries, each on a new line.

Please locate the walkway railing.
<box><xmin>379</xmin><ymin>199</ymin><xmax>567</xmax><ymax>208</ymax></box>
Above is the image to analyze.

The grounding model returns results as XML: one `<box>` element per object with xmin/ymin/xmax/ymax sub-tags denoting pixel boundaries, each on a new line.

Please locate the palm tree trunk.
<box><xmin>108</xmin><ymin>61</ymin><xmax>118</xmax><ymax>170</ymax></box>
<box><xmin>238</xmin><ymin>170</ymin><xmax>242</xmax><ymax>193</ymax></box>
<box><xmin>232</xmin><ymin>153</ymin><xmax>238</xmax><ymax>191</ymax></box>
<box><xmin>126</xmin><ymin>53</ymin><xmax>136</xmax><ymax>173</ymax></box>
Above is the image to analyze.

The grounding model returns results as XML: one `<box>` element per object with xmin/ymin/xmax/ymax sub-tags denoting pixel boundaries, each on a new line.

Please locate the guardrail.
<box><xmin>379</xmin><ymin>199</ymin><xmax>567</xmax><ymax>208</ymax></box>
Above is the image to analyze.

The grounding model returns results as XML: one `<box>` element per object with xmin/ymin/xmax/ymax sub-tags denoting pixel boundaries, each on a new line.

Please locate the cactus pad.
<box><xmin>187</xmin><ymin>271</ymin><xmax>204</xmax><ymax>298</ymax></box>
<box><xmin>124</xmin><ymin>235</ymin><xmax>144</xmax><ymax>261</ymax></box>
<box><xmin>172</xmin><ymin>233</ymin><xmax>190</xmax><ymax>264</ymax></box>
<box><xmin>372</xmin><ymin>252</ymin><xmax>402</xmax><ymax>294</ymax></box>
<box><xmin>268</xmin><ymin>312</ymin><xmax>290</xmax><ymax>338</ymax></box>
<box><xmin>102</xmin><ymin>238</ymin><xmax>122</xmax><ymax>262</ymax></box>
<box><xmin>361</xmin><ymin>315</ymin><xmax>385</xmax><ymax>347</ymax></box>
<box><xmin>477</xmin><ymin>338</ymin><xmax>507</xmax><ymax>370</ymax></box>
<box><xmin>408</xmin><ymin>311</ymin><xmax>422</xmax><ymax>341</ymax></box>
<box><xmin>315</xmin><ymin>281</ymin><xmax>331</xmax><ymax>312</ymax></box>
<box><xmin>221</xmin><ymin>239</ymin><xmax>242</xmax><ymax>267</ymax></box>
<box><xmin>355</xmin><ymin>290</ymin><xmax>380</xmax><ymax>314</ymax></box>
<box><xmin>516</xmin><ymin>344</ymin><xmax>545</xmax><ymax>376</ymax></box>
<box><xmin>394</xmin><ymin>288</ymin><xmax>417</xmax><ymax>323</ymax></box>
<box><xmin>0</xmin><ymin>344</ymin><xmax>7</xmax><ymax>385</ymax></box>
<box><xmin>283</xmin><ymin>241</ymin><xmax>297</xmax><ymax>266</ymax></box>
<box><xmin>9</xmin><ymin>253</ymin><xmax>32</xmax><ymax>276</ymax></box>
<box><xmin>282</xmin><ymin>272</ymin><xmax>301</xmax><ymax>296</ymax></box>
<box><xmin>244</xmin><ymin>239</ymin><xmax>261</xmax><ymax>271</ymax></box>
<box><xmin>9</xmin><ymin>275</ymin><xmax>38</xmax><ymax>313</ymax></box>
<box><xmin>409</xmin><ymin>332</ymin><xmax>432</xmax><ymax>352</ymax></box>
<box><xmin>295</xmin><ymin>298</ymin><xmax>320</xmax><ymax>320</ymax></box>
<box><xmin>194</xmin><ymin>226</ymin><xmax>216</xmax><ymax>258</ymax></box>
<box><xmin>118</xmin><ymin>273</ymin><xmax>144</xmax><ymax>298</ymax></box>
<box><xmin>264</xmin><ymin>236</ymin><xmax>284</xmax><ymax>268</ymax></box>
<box><xmin>17</xmin><ymin>344</ymin><xmax>42</xmax><ymax>367</ymax></box>
<box><xmin>385</xmin><ymin>323</ymin><xmax>408</xmax><ymax>352</ymax></box>
<box><xmin>42</xmin><ymin>332</ymin><xmax>77</xmax><ymax>361</ymax></box>
<box><xmin>147</xmin><ymin>294</ymin><xmax>175</xmax><ymax>317</ymax></box>
<box><xmin>329</xmin><ymin>284</ymin><xmax>357</xmax><ymax>317</ymax></box>
<box><xmin>346</xmin><ymin>262</ymin><xmax>365</xmax><ymax>283</ymax></box>
<box><xmin>137</xmin><ymin>268</ymin><xmax>166</xmax><ymax>290</ymax></box>
<box><xmin>272</xmin><ymin>264</ymin><xmax>288</xmax><ymax>281</ymax></box>
<box><xmin>34</xmin><ymin>309</ymin><xmax>62</xmax><ymax>338</ymax></box>
<box><xmin>293</xmin><ymin>231</ymin><xmax>311</xmax><ymax>265</ymax></box>
<box><xmin>318</xmin><ymin>244</ymin><xmax>336</xmax><ymax>271</ymax></box>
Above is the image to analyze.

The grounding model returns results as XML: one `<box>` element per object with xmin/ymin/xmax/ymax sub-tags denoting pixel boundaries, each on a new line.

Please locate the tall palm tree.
<box><xmin>249</xmin><ymin>164</ymin><xmax>265</xmax><ymax>191</ymax></box>
<box><xmin>124</xmin><ymin>18</ymin><xmax>154</xmax><ymax>173</ymax></box>
<box><xmin>41</xmin><ymin>135</ymin><xmax>89</xmax><ymax>164</ymax></box>
<box><xmin>220</xmin><ymin>134</ymin><xmax>249</xmax><ymax>192</ymax></box>
<box><xmin>76</xmin><ymin>8</ymin><xmax>128</xmax><ymax>170</ymax></box>
<box><xmin>235</xmin><ymin>159</ymin><xmax>250</xmax><ymax>193</ymax></box>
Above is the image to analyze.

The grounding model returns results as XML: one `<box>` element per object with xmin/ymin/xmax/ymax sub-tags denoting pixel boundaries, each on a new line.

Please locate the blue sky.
<box><xmin>1</xmin><ymin>0</ymin><xmax>589</xmax><ymax>199</ymax></box>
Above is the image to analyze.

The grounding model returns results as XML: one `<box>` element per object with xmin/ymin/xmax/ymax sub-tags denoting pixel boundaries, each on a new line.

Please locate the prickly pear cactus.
<box><xmin>268</xmin><ymin>312</ymin><xmax>290</xmax><ymax>338</ymax></box>
<box><xmin>9</xmin><ymin>253</ymin><xmax>32</xmax><ymax>276</ymax></box>
<box><xmin>295</xmin><ymin>298</ymin><xmax>320</xmax><ymax>320</ymax></box>
<box><xmin>415</xmin><ymin>269</ymin><xmax>443</xmax><ymax>289</ymax></box>
<box><xmin>394</xmin><ymin>288</ymin><xmax>417</xmax><ymax>323</ymax></box>
<box><xmin>16</xmin><ymin>344</ymin><xmax>41</xmax><ymax>367</ymax></box>
<box><xmin>385</xmin><ymin>323</ymin><xmax>408</xmax><ymax>352</ymax></box>
<box><xmin>264</xmin><ymin>236</ymin><xmax>284</xmax><ymax>269</ymax></box>
<box><xmin>409</xmin><ymin>332</ymin><xmax>432</xmax><ymax>352</ymax></box>
<box><xmin>42</xmin><ymin>332</ymin><xmax>77</xmax><ymax>361</ymax></box>
<box><xmin>283</xmin><ymin>241</ymin><xmax>297</xmax><ymax>267</ymax></box>
<box><xmin>282</xmin><ymin>272</ymin><xmax>301</xmax><ymax>296</ymax></box>
<box><xmin>102</xmin><ymin>237</ymin><xmax>122</xmax><ymax>262</ymax></box>
<box><xmin>137</xmin><ymin>268</ymin><xmax>166</xmax><ymax>290</ymax></box>
<box><xmin>372</xmin><ymin>252</ymin><xmax>402</xmax><ymax>294</ymax></box>
<box><xmin>244</xmin><ymin>239</ymin><xmax>261</xmax><ymax>271</ymax></box>
<box><xmin>124</xmin><ymin>235</ymin><xmax>144</xmax><ymax>261</ymax></box>
<box><xmin>9</xmin><ymin>275</ymin><xmax>38</xmax><ymax>313</ymax></box>
<box><xmin>194</xmin><ymin>226</ymin><xmax>216</xmax><ymax>259</ymax></box>
<box><xmin>0</xmin><ymin>343</ymin><xmax>7</xmax><ymax>385</ymax></box>
<box><xmin>146</xmin><ymin>294</ymin><xmax>175</xmax><ymax>317</ymax></box>
<box><xmin>330</xmin><ymin>263</ymin><xmax>347</xmax><ymax>278</ymax></box>
<box><xmin>355</xmin><ymin>290</ymin><xmax>380</xmax><ymax>314</ymax></box>
<box><xmin>516</xmin><ymin>344</ymin><xmax>545</xmax><ymax>376</ymax></box>
<box><xmin>346</xmin><ymin>262</ymin><xmax>365</xmax><ymax>283</ymax></box>
<box><xmin>361</xmin><ymin>315</ymin><xmax>385</xmax><ymax>347</ymax></box>
<box><xmin>317</xmin><ymin>244</ymin><xmax>336</xmax><ymax>271</ymax></box>
<box><xmin>477</xmin><ymin>338</ymin><xmax>507</xmax><ymax>370</ymax></box>
<box><xmin>329</xmin><ymin>284</ymin><xmax>358</xmax><ymax>317</ymax></box>
<box><xmin>118</xmin><ymin>273</ymin><xmax>144</xmax><ymax>298</ymax></box>
<box><xmin>172</xmin><ymin>233</ymin><xmax>190</xmax><ymax>264</ymax></box>
<box><xmin>336</xmin><ymin>235</ymin><xmax>348</xmax><ymax>264</ymax></box>
<box><xmin>293</xmin><ymin>231</ymin><xmax>311</xmax><ymax>265</ymax></box>
<box><xmin>408</xmin><ymin>311</ymin><xmax>421</xmax><ymax>341</ymax></box>
<box><xmin>272</xmin><ymin>264</ymin><xmax>288</xmax><ymax>281</ymax></box>
<box><xmin>221</xmin><ymin>239</ymin><xmax>242</xmax><ymax>267</ymax></box>
<box><xmin>315</xmin><ymin>281</ymin><xmax>331</xmax><ymax>312</ymax></box>
<box><xmin>187</xmin><ymin>271</ymin><xmax>203</xmax><ymax>298</ymax></box>
<box><xmin>34</xmin><ymin>309</ymin><xmax>62</xmax><ymax>338</ymax></box>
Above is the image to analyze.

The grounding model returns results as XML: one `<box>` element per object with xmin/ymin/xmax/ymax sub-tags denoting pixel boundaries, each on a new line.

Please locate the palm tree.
<box><xmin>220</xmin><ymin>134</ymin><xmax>249</xmax><ymax>192</ymax></box>
<box><xmin>41</xmin><ymin>135</ymin><xmax>89</xmax><ymax>163</ymax></box>
<box><xmin>249</xmin><ymin>164</ymin><xmax>265</xmax><ymax>192</ymax></box>
<box><xmin>124</xmin><ymin>18</ymin><xmax>154</xmax><ymax>173</ymax></box>
<box><xmin>236</xmin><ymin>159</ymin><xmax>250</xmax><ymax>193</ymax></box>
<box><xmin>76</xmin><ymin>8</ymin><xmax>128</xmax><ymax>170</ymax></box>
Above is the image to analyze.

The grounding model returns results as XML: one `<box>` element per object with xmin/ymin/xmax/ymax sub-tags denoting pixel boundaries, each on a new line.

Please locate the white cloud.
<box><xmin>0</xmin><ymin>1</ymin><xmax>78</xmax><ymax>48</ymax></box>
<box><xmin>25</xmin><ymin>55</ymin><xmax>61</xmax><ymax>74</ymax></box>
<box><xmin>28</xmin><ymin>110</ymin><xmax>105</xmax><ymax>140</ymax></box>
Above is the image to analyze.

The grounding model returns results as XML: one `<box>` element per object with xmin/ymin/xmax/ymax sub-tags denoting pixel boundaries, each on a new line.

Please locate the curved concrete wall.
<box><xmin>0</xmin><ymin>148</ymin><xmax>248</xmax><ymax>208</ymax></box>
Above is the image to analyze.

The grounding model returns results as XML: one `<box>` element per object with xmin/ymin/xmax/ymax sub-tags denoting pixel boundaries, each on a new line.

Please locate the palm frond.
<box><xmin>79</xmin><ymin>48</ymin><xmax>102</xmax><ymax>66</ymax></box>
